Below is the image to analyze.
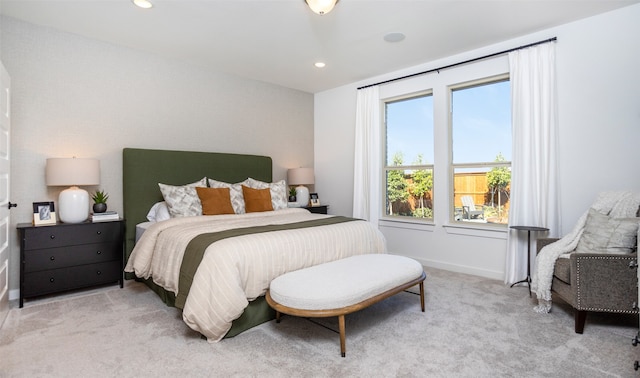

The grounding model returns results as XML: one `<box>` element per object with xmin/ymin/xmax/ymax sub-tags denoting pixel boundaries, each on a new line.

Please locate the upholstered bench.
<box><xmin>265</xmin><ymin>254</ymin><xmax>426</xmax><ymax>357</ymax></box>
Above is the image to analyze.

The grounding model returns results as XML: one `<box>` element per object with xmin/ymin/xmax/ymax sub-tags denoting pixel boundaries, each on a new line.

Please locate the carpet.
<box><xmin>1</xmin><ymin>267</ymin><xmax>637</xmax><ymax>377</ymax></box>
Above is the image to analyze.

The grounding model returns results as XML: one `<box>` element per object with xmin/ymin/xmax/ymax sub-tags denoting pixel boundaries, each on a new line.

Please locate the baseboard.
<box><xmin>9</xmin><ymin>288</ymin><xmax>19</xmax><ymax>301</ymax></box>
<box><xmin>388</xmin><ymin>252</ymin><xmax>504</xmax><ymax>281</ymax></box>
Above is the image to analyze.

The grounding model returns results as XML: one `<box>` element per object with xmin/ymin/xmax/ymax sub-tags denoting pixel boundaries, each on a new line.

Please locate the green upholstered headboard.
<box><xmin>122</xmin><ymin>148</ymin><xmax>272</xmax><ymax>265</ymax></box>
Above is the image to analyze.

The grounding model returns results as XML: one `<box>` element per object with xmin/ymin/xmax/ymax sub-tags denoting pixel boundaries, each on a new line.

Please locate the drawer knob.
<box><xmin>50</xmin><ymin>256</ymin><xmax>55</xmax><ymax>261</ymax></box>
<box><xmin>96</xmin><ymin>270</ymin><xmax>102</xmax><ymax>275</ymax></box>
<box><xmin>50</xmin><ymin>235</ymin><xmax>55</xmax><ymax>239</ymax></box>
<box><xmin>96</xmin><ymin>250</ymin><xmax>102</xmax><ymax>255</ymax></box>
<box><xmin>96</xmin><ymin>231</ymin><xmax>102</xmax><ymax>235</ymax></box>
<box><xmin>49</xmin><ymin>277</ymin><xmax>55</xmax><ymax>283</ymax></box>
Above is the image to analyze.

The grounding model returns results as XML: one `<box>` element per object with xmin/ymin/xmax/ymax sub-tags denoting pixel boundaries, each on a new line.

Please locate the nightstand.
<box><xmin>304</xmin><ymin>205</ymin><xmax>328</xmax><ymax>214</ymax></box>
<box><xmin>17</xmin><ymin>219</ymin><xmax>125</xmax><ymax>308</ymax></box>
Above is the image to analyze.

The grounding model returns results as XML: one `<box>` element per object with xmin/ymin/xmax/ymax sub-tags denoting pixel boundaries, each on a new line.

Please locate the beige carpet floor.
<box><xmin>1</xmin><ymin>267</ymin><xmax>638</xmax><ymax>377</ymax></box>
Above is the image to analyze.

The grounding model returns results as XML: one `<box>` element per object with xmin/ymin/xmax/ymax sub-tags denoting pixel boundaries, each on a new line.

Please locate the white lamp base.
<box><xmin>58</xmin><ymin>186</ymin><xmax>90</xmax><ymax>223</ymax></box>
<box><xmin>295</xmin><ymin>186</ymin><xmax>310</xmax><ymax>207</ymax></box>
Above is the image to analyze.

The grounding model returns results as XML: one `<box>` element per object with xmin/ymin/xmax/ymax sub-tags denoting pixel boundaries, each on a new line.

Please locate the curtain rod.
<box><xmin>357</xmin><ymin>37</ymin><xmax>557</xmax><ymax>90</ymax></box>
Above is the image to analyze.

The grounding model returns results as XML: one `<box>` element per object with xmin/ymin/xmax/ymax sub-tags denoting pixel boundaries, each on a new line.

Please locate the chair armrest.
<box><xmin>571</xmin><ymin>252</ymin><xmax>638</xmax><ymax>313</ymax></box>
<box><xmin>536</xmin><ymin>238</ymin><xmax>559</xmax><ymax>254</ymax></box>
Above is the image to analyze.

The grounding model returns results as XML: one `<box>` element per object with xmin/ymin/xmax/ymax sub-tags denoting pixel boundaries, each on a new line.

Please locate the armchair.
<box><xmin>537</xmin><ymin>237</ymin><xmax>638</xmax><ymax>333</ymax></box>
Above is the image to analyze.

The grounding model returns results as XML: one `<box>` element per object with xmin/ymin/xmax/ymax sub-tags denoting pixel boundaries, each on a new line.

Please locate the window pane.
<box><xmin>385</xmin><ymin>168</ymin><xmax>434</xmax><ymax>218</ymax></box>
<box><xmin>452</xmin><ymin>80</ymin><xmax>511</xmax><ymax>164</ymax></box>
<box><xmin>386</xmin><ymin>95</ymin><xmax>433</xmax><ymax>166</ymax></box>
<box><xmin>451</xmin><ymin>79</ymin><xmax>511</xmax><ymax>225</ymax></box>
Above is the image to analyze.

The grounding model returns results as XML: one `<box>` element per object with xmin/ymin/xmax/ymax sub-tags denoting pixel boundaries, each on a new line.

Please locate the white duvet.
<box><xmin>124</xmin><ymin>208</ymin><xmax>387</xmax><ymax>342</ymax></box>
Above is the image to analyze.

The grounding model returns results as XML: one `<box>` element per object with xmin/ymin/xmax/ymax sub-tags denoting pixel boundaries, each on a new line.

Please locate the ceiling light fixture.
<box><xmin>314</xmin><ymin>62</ymin><xmax>326</xmax><ymax>68</ymax></box>
<box><xmin>384</xmin><ymin>32</ymin><xmax>406</xmax><ymax>43</ymax></box>
<box><xmin>305</xmin><ymin>0</ymin><xmax>339</xmax><ymax>15</ymax></box>
<box><xmin>132</xmin><ymin>0</ymin><xmax>153</xmax><ymax>9</ymax></box>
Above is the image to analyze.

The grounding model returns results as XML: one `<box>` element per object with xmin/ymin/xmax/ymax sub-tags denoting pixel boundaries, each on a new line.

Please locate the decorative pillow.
<box><xmin>242</xmin><ymin>185</ymin><xmax>274</xmax><ymax>213</ymax></box>
<box><xmin>575</xmin><ymin>208</ymin><xmax>639</xmax><ymax>254</ymax></box>
<box><xmin>158</xmin><ymin>177</ymin><xmax>207</xmax><ymax>217</ymax></box>
<box><xmin>208</xmin><ymin>178</ymin><xmax>248</xmax><ymax>214</ymax></box>
<box><xmin>245</xmin><ymin>178</ymin><xmax>288</xmax><ymax>210</ymax></box>
<box><xmin>195</xmin><ymin>187</ymin><xmax>235</xmax><ymax>215</ymax></box>
<box><xmin>146</xmin><ymin>201</ymin><xmax>171</xmax><ymax>222</ymax></box>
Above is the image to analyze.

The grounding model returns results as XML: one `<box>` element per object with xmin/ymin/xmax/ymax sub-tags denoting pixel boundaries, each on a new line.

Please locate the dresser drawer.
<box><xmin>22</xmin><ymin>222</ymin><xmax>122</xmax><ymax>250</ymax></box>
<box><xmin>22</xmin><ymin>261</ymin><xmax>122</xmax><ymax>297</ymax></box>
<box><xmin>23</xmin><ymin>241</ymin><xmax>121</xmax><ymax>273</ymax></box>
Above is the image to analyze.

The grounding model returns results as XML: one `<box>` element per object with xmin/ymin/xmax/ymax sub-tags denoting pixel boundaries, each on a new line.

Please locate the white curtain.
<box><xmin>504</xmin><ymin>43</ymin><xmax>561</xmax><ymax>285</ymax></box>
<box><xmin>353</xmin><ymin>86</ymin><xmax>381</xmax><ymax>224</ymax></box>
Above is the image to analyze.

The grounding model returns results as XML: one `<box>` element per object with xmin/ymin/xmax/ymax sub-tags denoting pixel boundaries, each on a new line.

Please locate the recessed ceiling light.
<box><xmin>384</xmin><ymin>32</ymin><xmax>406</xmax><ymax>43</ymax></box>
<box><xmin>314</xmin><ymin>62</ymin><xmax>326</xmax><ymax>68</ymax></box>
<box><xmin>132</xmin><ymin>0</ymin><xmax>153</xmax><ymax>9</ymax></box>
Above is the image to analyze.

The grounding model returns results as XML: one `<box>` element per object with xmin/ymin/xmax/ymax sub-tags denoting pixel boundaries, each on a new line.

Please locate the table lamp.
<box><xmin>45</xmin><ymin>157</ymin><xmax>100</xmax><ymax>223</ymax></box>
<box><xmin>287</xmin><ymin>167</ymin><xmax>314</xmax><ymax>207</ymax></box>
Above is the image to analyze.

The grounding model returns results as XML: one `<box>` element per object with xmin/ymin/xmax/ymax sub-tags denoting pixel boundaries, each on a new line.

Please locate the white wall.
<box><xmin>0</xmin><ymin>16</ymin><xmax>314</xmax><ymax>295</ymax></box>
<box><xmin>314</xmin><ymin>4</ymin><xmax>640</xmax><ymax>280</ymax></box>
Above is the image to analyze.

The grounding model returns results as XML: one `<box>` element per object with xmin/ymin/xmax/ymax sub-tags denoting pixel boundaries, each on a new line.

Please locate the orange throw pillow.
<box><xmin>195</xmin><ymin>187</ymin><xmax>235</xmax><ymax>215</ymax></box>
<box><xmin>242</xmin><ymin>185</ymin><xmax>274</xmax><ymax>213</ymax></box>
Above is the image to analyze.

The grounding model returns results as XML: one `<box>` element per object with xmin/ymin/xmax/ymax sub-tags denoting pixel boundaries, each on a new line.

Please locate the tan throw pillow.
<box><xmin>244</xmin><ymin>178</ymin><xmax>288</xmax><ymax>210</ymax></box>
<box><xmin>208</xmin><ymin>178</ymin><xmax>248</xmax><ymax>214</ymax></box>
<box><xmin>196</xmin><ymin>187</ymin><xmax>235</xmax><ymax>215</ymax></box>
<box><xmin>242</xmin><ymin>185</ymin><xmax>273</xmax><ymax>213</ymax></box>
<box><xmin>575</xmin><ymin>208</ymin><xmax>639</xmax><ymax>254</ymax></box>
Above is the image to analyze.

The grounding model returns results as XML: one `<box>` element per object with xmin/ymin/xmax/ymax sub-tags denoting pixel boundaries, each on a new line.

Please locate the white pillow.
<box><xmin>575</xmin><ymin>208</ymin><xmax>639</xmax><ymax>254</ymax></box>
<box><xmin>244</xmin><ymin>177</ymin><xmax>288</xmax><ymax>210</ymax></box>
<box><xmin>158</xmin><ymin>177</ymin><xmax>207</xmax><ymax>217</ymax></box>
<box><xmin>208</xmin><ymin>178</ymin><xmax>248</xmax><ymax>214</ymax></box>
<box><xmin>146</xmin><ymin>201</ymin><xmax>171</xmax><ymax>222</ymax></box>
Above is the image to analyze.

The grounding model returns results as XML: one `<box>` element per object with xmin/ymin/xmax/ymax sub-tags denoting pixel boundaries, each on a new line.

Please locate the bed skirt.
<box><xmin>136</xmin><ymin>277</ymin><xmax>276</xmax><ymax>338</ymax></box>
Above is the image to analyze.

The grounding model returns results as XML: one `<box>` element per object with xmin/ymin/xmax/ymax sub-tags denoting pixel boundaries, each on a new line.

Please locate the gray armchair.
<box><xmin>537</xmin><ymin>238</ymin><xmax>638</xmax><ymax>333</ymax></box>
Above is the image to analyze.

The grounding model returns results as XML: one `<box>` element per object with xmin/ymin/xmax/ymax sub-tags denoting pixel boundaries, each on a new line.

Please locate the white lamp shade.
<box><xmin>287</xmin><ymin>167</ymin><xmax>315</xmax><ymax>186</ymax></box>
<box><xmin>305</xmin><ymin>0</ymin><xmax>339</xmax><ymax>15</ymax></box>
<box><xmin>46</xmin><ymin>158</ymin><xmax>100</xmax><ymax>223</ymax></box>
<box><xmin>46</xmin><ymin>158</ymin><xmax>100</xmax><ymax>186</ymax></box>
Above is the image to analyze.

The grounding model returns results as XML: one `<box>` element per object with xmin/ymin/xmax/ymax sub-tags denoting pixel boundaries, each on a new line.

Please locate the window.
<box><xmin>383</xmin><ymin>93</ymin><xmax>434</xmax><ymax>220</ymax></box>
<box><xmin>451</xmin><ymin>78</ymin><xmax>511</xmax><ymax>224</ymax></box>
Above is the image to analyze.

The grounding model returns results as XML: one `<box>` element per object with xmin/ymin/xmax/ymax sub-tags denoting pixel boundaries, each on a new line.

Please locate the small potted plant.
<box><xmin>288</xmin><ymin>187</ymin><xmax>297</xmax><ymax>202</ymax></box>
<box><xmin>92</xmin><ymin>190</ymin><xmax>109</xmax><ymax>213</ymax></box>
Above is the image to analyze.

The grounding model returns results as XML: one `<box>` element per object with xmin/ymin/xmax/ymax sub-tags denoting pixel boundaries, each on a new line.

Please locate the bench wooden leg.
<box><xmin>339</xmin><ymin>315</ymin><xmax>346</xmax><ymax>357</ymax></box>
<box><xmin>419</xmin><ymin>282</ymin><xmax>425</xmax><ymax>312</ymax></box>
<box><xmin>276</xmin><ymin>311</ymin><xmax>281</xmax><ymax>323</ymax></box>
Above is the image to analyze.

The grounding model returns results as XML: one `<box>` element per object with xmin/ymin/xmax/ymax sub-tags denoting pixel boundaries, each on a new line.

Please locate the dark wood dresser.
<box><xmin>17</xmin><ymin>220</ymin><xmax>125</xmax><ymax>307</ymax></box>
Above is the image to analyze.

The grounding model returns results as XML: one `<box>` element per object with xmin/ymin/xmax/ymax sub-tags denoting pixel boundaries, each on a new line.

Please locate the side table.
<box><xmin>510</xmin><ymin>225</ymin><xmax>549</xmax><ymax>297</ymax></box>
<box><xmin>304</xmin><ymin>205</ymin><xmax>328</xmax><ymax>214</ymax></box>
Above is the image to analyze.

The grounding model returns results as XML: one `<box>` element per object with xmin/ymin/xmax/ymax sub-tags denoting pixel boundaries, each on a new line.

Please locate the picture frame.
<box><xmin>310</xmin><ymin>193</ymin><xmax>320</xmax><ymax>207</ymax></box>
<box><xmin>33</xmin><ymin>201</ymin><xmax>57</xmax><ymax>226</ymax></box>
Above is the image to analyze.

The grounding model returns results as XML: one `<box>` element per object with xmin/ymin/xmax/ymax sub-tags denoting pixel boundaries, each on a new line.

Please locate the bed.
<box><xmin>122</xmin><ymin>148</ymin><xmax>386</xmax><ymax>342</ymax></box>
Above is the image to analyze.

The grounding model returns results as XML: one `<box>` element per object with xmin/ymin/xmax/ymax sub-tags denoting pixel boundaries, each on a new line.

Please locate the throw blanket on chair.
<box><xmin>531</xmin><ymin>191</ymin><xmax>640</xmax><ymax>313</ymax></box>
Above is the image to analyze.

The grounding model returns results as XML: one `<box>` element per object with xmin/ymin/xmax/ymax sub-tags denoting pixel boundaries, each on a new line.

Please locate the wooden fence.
<box><xmin>401</xmin><ymin>171</ymin><xmax>510</xmax><ymax>209</ymax></box>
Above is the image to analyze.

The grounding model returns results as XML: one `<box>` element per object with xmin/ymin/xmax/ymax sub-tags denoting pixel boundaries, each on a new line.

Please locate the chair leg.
<box><xmin>574</xmin><ymin>310</ymin><xmax>587</xmax><ymax>334</ymax></box>
<box><xmin>338</xmin><ymin>315</ymin><xmax>346</xmax><ymax>358</ymax></box>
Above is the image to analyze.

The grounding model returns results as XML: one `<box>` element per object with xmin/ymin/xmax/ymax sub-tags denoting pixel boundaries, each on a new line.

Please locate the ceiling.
<box><xmin>1</xmin><ymin>0</ymin><xmax>637</xmax><ymax>93</ymax></box>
